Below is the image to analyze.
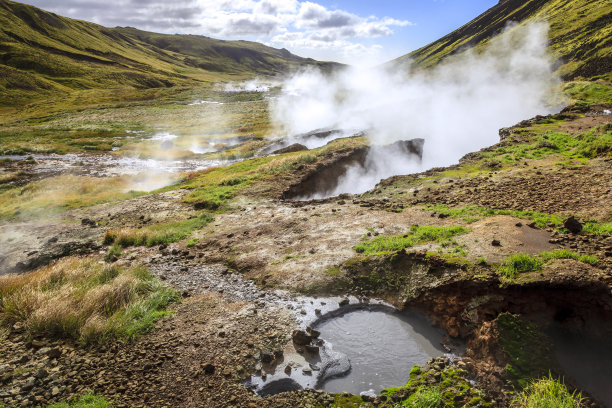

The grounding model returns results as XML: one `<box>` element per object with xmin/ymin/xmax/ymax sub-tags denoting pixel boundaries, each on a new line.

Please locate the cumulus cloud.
<box><xmin>21</xmin><ymin>0</ymin><xmax>411</xmax><ymax>63</ymax></box>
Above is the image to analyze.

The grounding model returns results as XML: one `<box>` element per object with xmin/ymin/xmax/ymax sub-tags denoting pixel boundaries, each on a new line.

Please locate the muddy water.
<box><xmin>547</xmin><ymin>324</ymin><xmax>612</xmax><ymax>407</ymax></box>
<box><xmin>316</xmin><ymin>309</ymin><xmax>447</xmax><ymax>395</ymax></box>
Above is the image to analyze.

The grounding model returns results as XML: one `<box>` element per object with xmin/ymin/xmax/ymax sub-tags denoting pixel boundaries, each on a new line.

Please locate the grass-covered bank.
<box><xmin>0</xmin><ymin>257</ymin><xmax>178</xmax><ymax>344</ymax></box>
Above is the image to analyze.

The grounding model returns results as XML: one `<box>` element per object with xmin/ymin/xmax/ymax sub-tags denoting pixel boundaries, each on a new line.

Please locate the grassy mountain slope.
<box><xmin>391</xmin><ymin>0</ymin><xmax>612</xmax><ymax>80</ymax></box>
<box><xmin>0</xmin><ymin>0</ymin><xmax>338</xmax><ymax>105</ymax></box>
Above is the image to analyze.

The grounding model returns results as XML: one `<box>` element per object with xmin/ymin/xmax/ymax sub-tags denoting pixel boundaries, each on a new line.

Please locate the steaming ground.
<box><xmin>272</xmin><ymin>22</ymin><xmax>563</xmax><ymax>199</ymax></box>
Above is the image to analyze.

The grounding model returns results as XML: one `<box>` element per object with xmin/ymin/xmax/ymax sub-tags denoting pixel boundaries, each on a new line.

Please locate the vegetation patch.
<box><xmin>495</xmin><ymin>313</ymin><xmax>558</xmax><ymax>388</ymax></box>
<box><xmin>512</xmin><ymin>375</ymin><xmax>584</xmax><ymax>408</ymax></box>
<box><xmin>0</xmin><ymin>257</ymin><xmax>179</xmax><ymax>344</ymax></box>
<box><xmin>179</xmin><ymin>138</ymin><xmax>365</xmax><ymax>209</ymax></box>
<box><xmin>498</xmin><ymin>249</ymin><xmax>598</xmax><ymax>280</ymax></box>
<box><xmin>354</xmin><ymin>225</ymin><xmax>470</xmax><ymax>255</ymax></box>
<box><xmin>426</xmin><ymin>204</ymin><xmax>564</xmax><ymax>228</ymax></box>
<box><xmin>380</xmin><ymin>364</ymin><xmax>493</xmax><ymax>407</ymax></box>
<box><xmin>0</xmin><ymin>175</ymin><xmax>146</xmax><ymax>220</ymax></box>
<box><xmin>46</xmin><ymin>393</ymin><xmax>112</xmax><ymax>408</ymax></box>
<box><xmin>104</xmin><ymin>213</ymin><xmax>213</xmax><ymax>249</ymax></box>
<box><xmin>478</xmin><ymin>125</ymin><xmax>612</xmax><ymax>165</ymax></box>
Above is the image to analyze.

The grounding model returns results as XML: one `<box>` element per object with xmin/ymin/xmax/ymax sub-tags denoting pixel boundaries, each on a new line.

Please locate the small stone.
<box><xmin>202</xmin><ymin>363</ymin><xmax>215</xmax><ymax>374</ymax></box>
<box><xmin>51</xmin><ymin>387</ymin><xmax>60</xmax><ymax>396</ymax></box>
<box><xmin>491</xmin><ymin>239</ymin><xmax>501</xmax><ymax>247</ymax></box>
<box><xmin>338</xmin><ymin>298</ymin><xmax>350</xmax><ymax>307</ymax></box>
<box><xmin>284</xmin><ymin>365</ymin><xmax>292</xmax><ymax>375</ymax></box>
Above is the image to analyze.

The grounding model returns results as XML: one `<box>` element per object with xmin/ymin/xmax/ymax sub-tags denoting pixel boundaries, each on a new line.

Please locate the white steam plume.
<box><xmin>271</xmin><ymin>22</ymin><xmax>563</xmax><ymax>198</ymax></box>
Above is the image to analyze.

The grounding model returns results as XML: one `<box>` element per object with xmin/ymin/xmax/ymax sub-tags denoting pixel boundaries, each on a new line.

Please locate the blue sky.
<box><xmin>21</xmin><ymin>0</ymin><xmax>498</xmax><ymax>65</ymax></box>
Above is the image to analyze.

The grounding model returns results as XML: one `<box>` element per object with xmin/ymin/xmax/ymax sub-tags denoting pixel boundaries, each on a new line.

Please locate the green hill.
<box><xmin>0</xmin><ymin>0</ymin><xmax>339</xmax><ymax>105</ymax></box>
<box><xmin>391</xmin><ymin>0</ymin><xmax>612</xmax><ymax>80</ymax></box>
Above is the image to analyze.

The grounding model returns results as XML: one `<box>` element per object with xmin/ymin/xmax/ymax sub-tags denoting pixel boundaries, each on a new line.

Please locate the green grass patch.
<box><xmin>513</xmin><ymin>375</ymin><xmax>584</xmax><ymax>408</ymax></box>
<box><xmin>105</xmin><ymin>213</ymin><xmax>212</xmax><ymax>248</ymax></box>
<box><xmin>479</xmin><ymin>125</ymin><xmax>612</xmax><ymax>165</ymax></box>
<box><xmin>354</xmin><ymin>225</ymin><xmax>469</xmax><ymax>255</ymax></box>
<box><xmin>426</xmin><ymin>204</ymin><xmax>564</xmax><ymax>228</ymax></box>
<box><xmin>498</xmin><ymin>249</ymin><xmax>599</xmax><ymax>281</ymax></box>
<box><xmin>563</xmin><ymin>81</ymin><xmax>612</xmax><ymax>105</ymax></box>
<box><xmin>179</xmin><ymin>138</ymin><xmax>366</xmax><ymax>209</ymax></box>
<box><xmin>583</xmin><ymin>220</ymin><xmax>612</xmax><ymax>235</ymax></box>
<box><xmin>403</xmin><ymin>386</ymin><xmax>444</xmax><ymax>407</ymax></box>
<box><xmin>0</xmin><ymin>175</ymin><xmax>146</xmax><ymax>220</ymax></box>
<box><xmin>539</xmin><ymin>249</ymin><xmax>598</xmax><ymax>265</ymax></box>
<box><xmin>498</xmin><ymin>254</ymin><xmax>543</xmax><ymax>280</ymax></box>
<box><xmin>46</xmin><ymin>393</ymin><xmax>112</xmax><ymax>408</ymax></box>
<box><xmin>0</xmin><ymin>258</ymin><xmax>179</xmax><ymax>344</ymax></box>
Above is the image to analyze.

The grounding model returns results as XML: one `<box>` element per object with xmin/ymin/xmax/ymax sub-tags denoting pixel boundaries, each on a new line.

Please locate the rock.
<box><xmin>306</xmin><ymin>327</ymin><xmax>320</xmax><ymax>338</ymax></box>
<box><xmin>46</xmin><ymin>348</ymin><xmax>61</xmax><ymax>359</ymax></box>
<box><xmin>338</xmin><ymin>298</ymin><xmax>350</xmax><ymax>307</ymax></box>
<box><xmin>284</xmin><ymin>365</ymin><xmax>292</xmax><ymax>375</ymax></box>
<box><xmin>202</xmin><ymin>363</ymin><xmax>215</xmax><ymax>375</ymax></box>
<box><xmin>292</xmin><ymin>330</ymin><xmax>312</xmax><ymax>346</ymax></box>
<box><xmin>564</xmin><ymin>216</ymin><xmax>583</xmax><ymax>234</ymax></box>
<box><xmin>51</xmin><ymin>386</ymin><xmax>60</xmax><ymax>396</ymax></box>
<box><xmin>81</xmin><ymin>218</ymin><xmax>96</xmax><ymax>227</ymax></box>
<box><xmin>304</xmin><ymin>345</ymin><xmax>319</xmax><ymax>355</ymax></box>
<box><xmin>273</xmin><ymin>349</ymin><xmax>283</xmax><ymax>360</ymax></box>
<box><xmin>491</xmin><ymin>239</ymin><xmax>501</xmax><ymax>247</ymax></box>
<box><xmin>260</xmin><ymin>351</ymin><xmax>274</xmax><ymax>364</ymax></box>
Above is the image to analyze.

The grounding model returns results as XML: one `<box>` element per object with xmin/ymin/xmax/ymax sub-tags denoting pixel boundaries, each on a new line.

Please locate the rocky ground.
<box><xmin>0</xmin><ymin>106</ymin><xmax>611</xmax><ymax>407</ymax></box>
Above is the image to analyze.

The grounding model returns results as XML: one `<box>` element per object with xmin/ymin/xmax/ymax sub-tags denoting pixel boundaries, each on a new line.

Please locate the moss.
<box><xmin>425</xmin><ymin>204</ymin><xmax>564</xmax><ymax>229</ymax></box>
<box><xmin>495</xmin><ymin>313</ymin><xmax>558</xmax><ymax>389</ymax></box>
<box><xmin>498</xmin><ymin>254</ymin><xmax>542</xmax><ymax>280</ymax></box>
<box><xmin>354</xmin><ymin>225</ymin><xmax>470</xmax><ymax>255</ymax></box>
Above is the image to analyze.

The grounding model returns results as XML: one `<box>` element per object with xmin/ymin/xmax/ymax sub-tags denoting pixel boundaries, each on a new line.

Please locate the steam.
<box><xmin>272</xmin><ymin>22</ymin><xmax>563</xmax><ymax>197</ymax></box>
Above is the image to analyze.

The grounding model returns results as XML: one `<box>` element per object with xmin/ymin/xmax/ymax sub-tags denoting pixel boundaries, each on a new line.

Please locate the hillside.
<box><xmin>391</xmin><ymin>0</ymin><xmax>612</xmax><ymax>80</ymax></box>
<box><xmin>0</xmin><ymin>0</ymin><xmax>339</xmax><ymax>105</ymax></box>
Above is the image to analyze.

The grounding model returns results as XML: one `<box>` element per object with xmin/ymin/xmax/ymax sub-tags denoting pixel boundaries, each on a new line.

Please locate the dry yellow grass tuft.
<box><xmin>0</xmin><ymin>257</ymin><xmax>178</xmax><ymax>343</ymax></box>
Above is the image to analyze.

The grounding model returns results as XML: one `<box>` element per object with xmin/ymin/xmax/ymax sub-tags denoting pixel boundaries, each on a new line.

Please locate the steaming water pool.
<box><xmin>316</xmin><ymin>309</ymin><xmax>448</xmax><ymax>395</ymax></box>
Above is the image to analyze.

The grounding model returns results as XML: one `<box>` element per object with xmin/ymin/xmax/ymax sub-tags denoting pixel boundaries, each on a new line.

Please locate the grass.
<box><xmin>402</xmin><ymin>386</ymin><xmax>444</xmax><ymax>407</ymax></box>
<box><xmin>478</xmin><ymin>125</ymin><xmax>612</xmax><ymax>165</ymax></box>
<box><xmin>498</xmin><ymin>254</ymin><xmax>543</xmax><ymax>280</ymax></box>
<box><xmin>354</xmin><ymin>225</ymin><xmax>470</xmax><ymax>255</ymax></box>
<box><xmin>46</xmin><ymin>394</ymin><xmax>112</xmax><ymax>408</ymax></box>
<box><xmin>563</xmin><ymin>81</ymin><xmax>612</xmax><ymax>105</ymax></box>
<box><xmin>0</xmin><ymin>175</ymin><xmax>146</xmax><ymax>220</ymax></box>
<box><xmin>425</xmin><ymin>204</ymin><xmax>564</xmax><ymax>228</ymax></box>
<box><xmin>0</xmin><ymin>257</ymin><xmax>179</xmax><ymax>344</ymax></box>
<box><xmin>178</xmin><ymin>137</ymin><xmax>365</xmax><ymax>210</ymax></box>
<box><xmin>104</xmin><ymin>213</ymin><xmax>212</xmax><ymax>249</ymax></box>
<box><xmin>498</xmin><ymin>249</ymin><xmax>598</xmax><ymax>280</ymax></box>
<box><xmin>513</xmin><ymin>376</ymin><xmax>584</xmax><ymax>408</ymax></box>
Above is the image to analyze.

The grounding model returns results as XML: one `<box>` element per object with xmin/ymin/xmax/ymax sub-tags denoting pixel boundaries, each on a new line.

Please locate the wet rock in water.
<box><xmin>306</xmin><ymin>327</ymin><xmax>320</xmax><ymax>338</ymax></box>
<box><xmin>338</xmin><ymin>298</ymin><xmax>350</xmax><ymax>307</ymax></box>
<box><xmin>305</xmin><ymin>345</ymin><xmax>320</xmax><ymax>355</ymax></box>
<box><xmin>292</xmin><ymin>330</ymin><xmax>312</xmax><ymax>346</ymax></box>
<box><xmin>259</xmin><ymin>378</ymin><xmax>302</xmax><ymax>397</ymax></box>
<box><xmin>284</xmin><ymin>365</ymin><xmax>292</xmax><ymax>375</ymax></box>
<box><xmin>564</xmin><ymin>216</ymin><xmax>583</xmax><ymax>234</ymax></box>
<box><xmin>272</xmin><ymin>143</ymin><xmax>308</xmax><ymax>155</ymax></box>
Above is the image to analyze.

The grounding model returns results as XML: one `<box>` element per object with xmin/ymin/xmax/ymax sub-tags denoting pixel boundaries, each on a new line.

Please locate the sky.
<box><xmin>20</xmin><ymin>0</ymin><xmax>498</xmax><ymax>65</ymax></box>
